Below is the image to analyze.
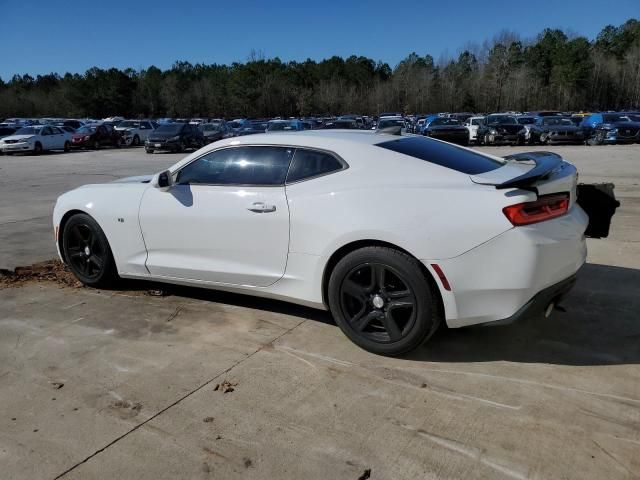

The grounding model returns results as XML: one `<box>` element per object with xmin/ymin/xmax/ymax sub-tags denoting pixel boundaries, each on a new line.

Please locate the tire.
<box><xmin>540</xmin><ymin>134</ymin><xmax>549</xmax><ymax>145</ymax></box>
<box><xmin>33</xmin><ymin>142</ymin><xmax>43</xmax><ymax>155</ymax></box>
<box><xmin>132</xmin><ymin>135</ymin><xmax>140</xmax><ymax>146</ymax></box>
<box><xmin>63</xmin><ymin>141</ymin><xmax>70</xmax><ymax>152</ymax></box>
<box><xmin>62</xmin><ymin>213</ymin><xmax>118</xmax><ymax>288</ymax></box>
<box><xmin>327</xmin><ymin>246</ymin><xmax>441</xmax><ymax>355</ymax></box>
<box><xmin>484</xmin><ymin>133</ymin><xmax>491</xmax><ymax>146</ymax></box>
<box><xmin>93</xmin><ymin>140</ymin><xmax>100</xmax><ymax>150</ymax></box>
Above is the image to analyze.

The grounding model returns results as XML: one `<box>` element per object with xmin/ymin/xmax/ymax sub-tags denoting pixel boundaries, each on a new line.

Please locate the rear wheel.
<box><xmin>33</xmin><ymin>142</ymin><xmax>43</xmax><ymax>155</ymax></box>
<box><xmin>328</xmin><ymin>247</ymin><xmax>441</xmax><ymax>355</ymax></box>
<box><xmin>62</xmin><ymin>213</ymin><xmax>118</xmax><ymax>288</ymax></box>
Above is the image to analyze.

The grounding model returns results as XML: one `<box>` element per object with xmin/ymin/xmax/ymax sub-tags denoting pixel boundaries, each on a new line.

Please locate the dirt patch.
<box><xmin>214</xmin><ymin>380</ymin><xmax>237</xmax><ymax>394</ymax></box>
<box><xmin>0</xmin><ymin>260</ymin><xmax>82</xmax><ymax>289</ymax></box>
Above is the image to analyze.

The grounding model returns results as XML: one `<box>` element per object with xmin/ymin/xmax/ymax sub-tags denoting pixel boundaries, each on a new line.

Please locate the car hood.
<box><xmin>2</xmin><ymin>134</ymin><xmax>35</xmax><ymax>141</ymax></box>
<box><xmin>148</xmin><ymin>132</ymin><xmax>177</xmax><ymax>140</ymax></box>
<box><xmin>427</xmin><ymin>125</ymin><xmax>467</xmax><ymax>131</ymax></box>
<box><xmin>544</xmin><ymin>125</ymin><xmax>582</xmax><ymax>132</ymax></box>
<box><xmin>111</xmin><ymin>175</ymin><xmax>153</xmax><ymax>184</ymax></box>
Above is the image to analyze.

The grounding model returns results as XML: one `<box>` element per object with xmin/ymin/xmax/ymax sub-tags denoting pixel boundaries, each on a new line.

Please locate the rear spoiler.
<box><xmin>495</xmin><ymin>152</ymin><xmax>564</xmax><ymax>189</ymax></box>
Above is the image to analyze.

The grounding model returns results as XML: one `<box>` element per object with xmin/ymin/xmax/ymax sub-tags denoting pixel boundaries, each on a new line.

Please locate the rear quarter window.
<box><xmin>376</xmin><ymin>136</ymin><xmax>504</xmax><ymax>175</ymax></box>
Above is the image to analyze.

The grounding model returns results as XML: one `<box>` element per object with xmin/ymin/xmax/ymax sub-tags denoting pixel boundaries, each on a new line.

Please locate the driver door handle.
<box><xmin>247</xmin><ymin>202</ymin><xmax>276</xmax><ymax>213</ymax></box>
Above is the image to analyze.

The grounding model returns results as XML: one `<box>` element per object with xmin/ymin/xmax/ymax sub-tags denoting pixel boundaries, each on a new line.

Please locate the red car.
<box><xmin>71</xmin><ymin>124</ymin><xmax>122</xmax><ymax>149</ymax></box>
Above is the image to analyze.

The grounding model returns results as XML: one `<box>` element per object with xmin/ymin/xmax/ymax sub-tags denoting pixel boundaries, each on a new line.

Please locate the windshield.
<box><xmin>470</xmin><ymin>118</ymin><xmax>484</xmax><ymax>125</ymax></box>
<box><xmin>267</xmin><ymin>121</ymin><xmax>296</xmax><ymax>131</ymax></box>
<box><xmin>201</xmin><ymin>123</ymin><xmax>221</xmax><ymax>131</ymax></box>
<box><xmin>76</xmin><ymin>126</ymin><xmax>96</xmax><ymax>134</ymax></box>
<box><xmin>603</xmin><ymin>114</ymin><xmax>631</xmax><ymax>123</ymax></box>
<box><xmin>15</xmin><ymin>126</ymin><xmax>42</xmax><ymax>135</ymax></box>
<box><xmin>517</xmin><ymin>117</ymin><xmax>535</xmax><ymax>125</ymax></box>
<box><xmin>378</xmin><ymin>119</ymin><xmax>406</xmax><ymax>129</ymax></box>
<box><xmin>429</xmin><ymin>118</ymin><xmax>460</xmax><ymax>126</ymax></box>
<box><xmin>543</xmin><ymin>117</ymin><xmax>572</xmax><ymax>126</ymax></box>
<box><xmin>156</xmin><ymin>124</ymin><xmax>184</xmax><ymax>134</ymax></box>
<box><xmin>487</xmin><ymin>115</ymin><xmax>517</xmax><ymax>124</ymax></box>
<box><xmin>119</xmin><ymin>121</ymin><xmax>140</xmax><ymax>128</ymax></box>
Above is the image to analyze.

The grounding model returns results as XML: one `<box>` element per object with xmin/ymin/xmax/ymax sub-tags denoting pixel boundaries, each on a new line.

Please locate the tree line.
<box><xmin>1</xmin><ymin>19</ymin><xmax>639</xmax><ymax>119</ymax></box>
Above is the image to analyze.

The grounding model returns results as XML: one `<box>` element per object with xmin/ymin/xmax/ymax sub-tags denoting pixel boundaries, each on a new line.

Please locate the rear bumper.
<box><xmin>477</xmin><ymin>273</ymin><xmax>577</xmax><ymax>326</ymax></box>
<box><xmin>425</xmin><ymin>205</ymin><xmax>588</xmax><ymax>328</ymax></box>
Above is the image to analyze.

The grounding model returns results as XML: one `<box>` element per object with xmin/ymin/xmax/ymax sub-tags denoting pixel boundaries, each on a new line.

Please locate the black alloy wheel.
<box><xmin>328</xmin><ymin>247</ymin><xmax>441</xmax><ymax>355</ymax></box>
<box><xmin>62</xmin><ymin>213</ymin><xmax>118</xmax><ymax>287</ymax></box>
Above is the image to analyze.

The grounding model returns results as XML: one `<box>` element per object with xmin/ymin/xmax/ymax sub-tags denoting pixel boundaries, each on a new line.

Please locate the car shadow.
<box><xmin>117</xmin><ymin>262</ymin><xmax>639</xmax><ymax>366</ymax></box>
<box><xmin>406</xmin><ymin>262</ymin><xmax>640</xmax><ymax>366</ymax></box>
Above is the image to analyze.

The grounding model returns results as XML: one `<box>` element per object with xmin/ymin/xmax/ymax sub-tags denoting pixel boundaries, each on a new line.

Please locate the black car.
<box><xmin>235</xmin><ymin>120</ymin><xmax>268</xmax><ymax>136</ymax></box>
<box><xmin>199</xmin><ymin>121</ymin><xmax>233</xmax><ymax>144</ymax></box>
<box><xmin>477</xmin><ymin>114</ymin><xmax>526</xmax><ymax>145</ymax></box>
<box><xmin>323</xmin><ymin>119</ymin><xmax>358</xmax><ymax>129</ymax></box>
<box><xmin>529</xmin><ymin>117</ymin><xmax>585</xmax><ymax>144</ymax></box>
<box><xmin>423</xmin><ymin>117</ymin><xmax>469</xmax><ymax>145</ymax></box>
<box><xmin>145</xmin><ymin>123</ymin><xmax>204</xmax><ymax>153</ymax></box>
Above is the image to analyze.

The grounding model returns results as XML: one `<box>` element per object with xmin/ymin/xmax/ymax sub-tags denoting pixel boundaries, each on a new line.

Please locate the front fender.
<box><xmin>54</xmin><ymin>183</ymin><xmax>150</xmax><ymax>276</ymax></box>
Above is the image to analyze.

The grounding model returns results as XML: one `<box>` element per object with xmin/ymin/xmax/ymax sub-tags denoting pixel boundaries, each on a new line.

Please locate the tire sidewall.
<box><xmin>327</xmin><ymin>247</ymin><xmax>439</xmax><ymax>355</ymax></box>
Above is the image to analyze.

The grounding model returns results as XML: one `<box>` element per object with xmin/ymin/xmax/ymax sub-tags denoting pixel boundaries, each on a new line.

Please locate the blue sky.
<box><xmin>2</xmin><ymin>0</ymin><xmax>638</xmax><ymax>79</ymax></box>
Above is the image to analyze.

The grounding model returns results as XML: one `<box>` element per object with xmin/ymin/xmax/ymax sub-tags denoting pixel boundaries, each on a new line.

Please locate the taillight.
<box><xmin>503</xmin><ymin>193</ymin><xmax>570</xmax><ymax>226</ymax></box>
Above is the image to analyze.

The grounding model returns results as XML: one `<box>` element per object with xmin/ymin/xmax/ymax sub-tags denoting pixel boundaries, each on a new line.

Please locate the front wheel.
<box><xmin>33</xmin><ymin>142</ymin><xmax>43</xmax><ymax>155</ymax></box>
<box><xmin>63</xmin><ymin>141</ymin><xmax>71</xmax><ymax>152</ymax></box>
<box><xmin>132</xmin><ymin>135</ymin><xmax>140</xmax><ymax>146</ymax></box>
<box><xmin>62</xmin><ymin>213</ymin><xmax>118</xmax><ymax>288</ymax></box>
<box><xmin>483</xmin><ymin>133</ymin><xmax>491</xmax><ymax>145</ymax></box>
<box><xmin>328</xmin><ymin>247</ymin><xmax>441</xmax><ymax>355</ymax></box>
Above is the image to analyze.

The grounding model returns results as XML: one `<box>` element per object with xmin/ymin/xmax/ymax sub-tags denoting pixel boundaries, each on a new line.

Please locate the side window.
<box><xmin>286</xmin><ymin>149</ymin><xmax>344</xmax><ymax>183</ymax></box>
<box><xmin>41</xmin><ymin>127</ymin><xmax>51</xmax><ymax>135</ymax></box>
<box><xmin>177</xmin><ymin>146</ymin><xmax>294</xmax><ymax>186</ymax></box>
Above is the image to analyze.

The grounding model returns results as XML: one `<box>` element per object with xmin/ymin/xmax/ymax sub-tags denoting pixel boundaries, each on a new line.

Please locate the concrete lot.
<box><xmin>1</xmin><ymin>144</ymin><xmax>639</xmax><ymax>479</ymax></box>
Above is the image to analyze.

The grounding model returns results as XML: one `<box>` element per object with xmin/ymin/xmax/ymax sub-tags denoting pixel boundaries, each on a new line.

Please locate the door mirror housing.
<box><xmin>153</xmin><ymin>170</ymin><xmax>173</xmax><ymax>190</ymax></box>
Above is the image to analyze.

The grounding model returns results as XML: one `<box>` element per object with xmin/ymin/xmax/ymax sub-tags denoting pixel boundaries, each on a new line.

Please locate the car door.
<box><xmin>40</xmin><ymin>126</ymin><xmax>54</xmax><ymax>149</ymax></box>
<box><xmin>139</xmin><ymin>122</ymin><xmax>152</xmax><ymax>141</ymax></box>
<box><xmin>139</xmin><ymin>145</ymin><xmax>293</xmax><ymax>287</ymax></box>
<box><xmin>50</xmin><ymin>126</ymin><xmax>65</xmax><ymax>149</ymax></box>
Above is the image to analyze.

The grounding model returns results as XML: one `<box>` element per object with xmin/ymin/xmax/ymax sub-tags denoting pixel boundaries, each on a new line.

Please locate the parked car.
<box><xmin>465</xmin><ymin>116</ymin><xmax>485</xmax><ymax>144</ymax></box>
<box><xmin>236</xmin><ymin>120</ymin><xmax>269</xmax><ymax>136</ymax></box>
<box><xmin>477</xmin><ymin>114</ymin><xmax>526</xmax><ymax>145</ymax></box>
<box><xmin>581</xmin><ymin>113</ymin><xmax>640</xmax><ymax>145</ymax></box>
<box><xmin>115</xmin><ymin>120</ymin><xmax>157</xmax><ymax>146</ymax></box>
<box><xmin>0</xmin><ymin>125</ymin><xmax>71</xmax><ymax>154</ymax></box>
<box><xmin>199</xmin><ymin>121</ymin><xmax>234</xmax><ymax>143</ymax></box>
<box><xmin>322</xmin><ymin>119</ymin><xmax>359</xmax><ymax>129</ymax></box>
<box><xmin>528</xmin><ymin>117</ymin><xmax>586</xmax><ymax>144</ymax></box>
<box><xmin>145</xmin><ymin>122</ymin><xmax>204</xmax><ymax>153</ymax></box>
<box><xmin>376</xmin><ymin>117</ymin><xmax>408</xmax><ymax>134</ymax></box>
<box><xmin>423</xmin><ymin>117</ymin><xmax>469</xmax><ymax>145</ymax></box>
<box><xmin>72</xmin><ymin>124</ymin><xmax>122</xmax><ymax>149</ymax></box>
<box><xmin>53</xmin><ymin>131</ymin><xmax>616</xmax><ymax>355</ymax></box>
<box><xmin>266</xmin><ymin>120</ymin><xmax>305</xmax><ymax>132</ymax></box>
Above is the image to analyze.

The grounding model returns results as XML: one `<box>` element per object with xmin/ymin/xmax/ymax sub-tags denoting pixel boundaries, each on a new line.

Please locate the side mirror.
<box><xmin>153</xmin><ymin>170</ymin><xmax>173</xmax><ymax>190</ymax></box>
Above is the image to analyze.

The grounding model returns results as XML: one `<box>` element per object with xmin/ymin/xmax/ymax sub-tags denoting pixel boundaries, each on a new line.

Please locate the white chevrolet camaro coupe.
<box><xmin>53</xmin><ymin>130</ymin><xmax>608</xmax><ymax>355</ymax></box>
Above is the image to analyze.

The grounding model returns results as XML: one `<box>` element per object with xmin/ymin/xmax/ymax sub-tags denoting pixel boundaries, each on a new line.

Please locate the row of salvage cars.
<box><xmin>464</xmin><ymin>111</ymin><xmax>640</xmax><ymax>146</ymax></box>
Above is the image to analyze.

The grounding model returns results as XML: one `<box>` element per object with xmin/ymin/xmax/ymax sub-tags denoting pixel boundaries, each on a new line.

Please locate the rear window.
<box><xmin>376</xmin><ymin>136</ymin><xmax>505</xmax><ymax>175</ymax></box>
